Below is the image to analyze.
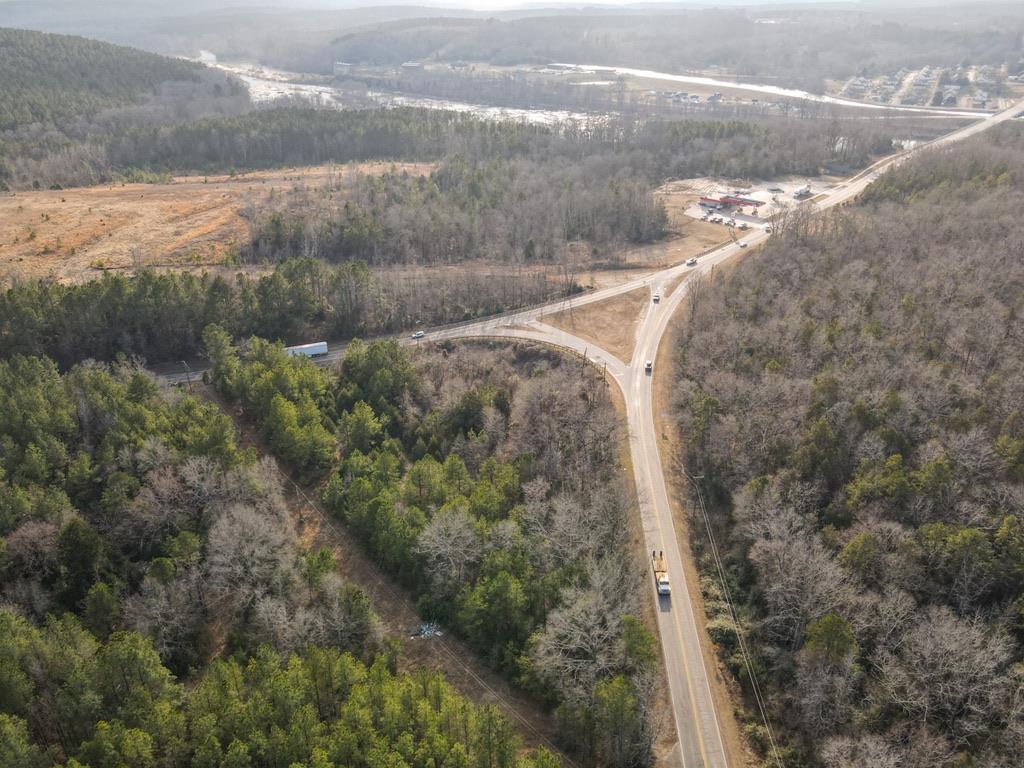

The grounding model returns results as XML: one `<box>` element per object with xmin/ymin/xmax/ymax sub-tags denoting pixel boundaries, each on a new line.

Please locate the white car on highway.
<box><xmin>686</xmin><ymin>258</ymin><xmax>698</xmax><ymax>266</ymax></box>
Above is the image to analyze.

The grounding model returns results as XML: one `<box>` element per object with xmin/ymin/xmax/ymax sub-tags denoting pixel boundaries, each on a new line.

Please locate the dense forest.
<box><xmin>204</xmin><ymin>333</ymin><xmax>658</xmax><ymax>765</ymax></box>
<box><xmin>1</xmin><ymin>615</ymin><xmax>557</xmax><ymax>767</ymax></box>
<box><xmin>245</xmin><ymin>159</ymin><xmax>666</xmax><ymax>266</ymax></box>
<box><xmin>0</xmin><ymin>259</ymin><xmax>569</xmax><ymax>368</ymax></box>
<box><xmin>0</xmin><ymin>356</ymin><xmax>378</xmax><ymax>671</ymax></box>
<box><xmin>0</xmin><ymin>330</ymin><xmax>586</xmax><ymax>766</ymax></box>
<box><xmin>0</xmin><ymin>27</ymin><xmax>250</xmax><ymax>189</ymax></box>
<box><xmin>229</xmin><ymin>115</ymin><xmax>895</xmax><ymax>270</ymax></box>
<box><xmin>674</xmin><ymin>124</ymin><xmax>1024</xmax><ymax>766</ymax></box>
<box><xmin>0</xmin><ymin>27</ymin><xmax>229</xmax><ymax>130</ymax></box>
<box><xmin>0</xmin><ymin>293</ymin><xmax>657</xmax><ymax>764</ymax></box>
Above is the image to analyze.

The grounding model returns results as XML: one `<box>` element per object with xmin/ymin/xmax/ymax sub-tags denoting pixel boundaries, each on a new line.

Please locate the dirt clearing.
<box><xmin>544</xmin><ymin>285</ymin><xmax>652</xmax><ymax>363</ymax></box>
<box><xmin>0</xmin><ymin>162</ymin><xmax>433</xmax><ymax>284</ymax></box>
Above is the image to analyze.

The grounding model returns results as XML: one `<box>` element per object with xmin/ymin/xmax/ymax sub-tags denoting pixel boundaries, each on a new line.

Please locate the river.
<box><xmin>217</xmin><ymin>62</ymin><xmax>592</xmax><ymax>126</ymax></box>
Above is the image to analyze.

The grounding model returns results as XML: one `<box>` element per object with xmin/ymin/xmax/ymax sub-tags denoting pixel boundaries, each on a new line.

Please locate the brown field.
<box><xmin>0</xmin><ymin>162</ymin><xmax>434</xmax><ymax>284</ymax></box>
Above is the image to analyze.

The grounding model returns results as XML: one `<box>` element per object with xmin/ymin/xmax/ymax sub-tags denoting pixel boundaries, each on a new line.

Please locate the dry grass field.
<box><xmin>0</xmin><ymin>163</ymin><xmax>433</xmax><ymax>284</ymax></box>
<box><xmin>544</xmin><ymin>285</ymin><xmax>652</xmax><ymax>364</ymax></box>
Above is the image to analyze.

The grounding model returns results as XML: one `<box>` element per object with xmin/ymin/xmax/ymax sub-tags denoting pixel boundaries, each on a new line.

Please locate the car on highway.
<box><xmin>644</xmin><ymin>360</ymin><xmax>653</xmax><ymax>373</ymax></box>
<box><xmin>686</xmin><ymin>257</ymin><xmax>698</xmax><ymax>266</ymax></box>
<box><xmin>652</xmin><ymin>293</ymin><xmax>661</xmax><ymax>303</ymax></box>
<box><xmin>739</xmin><ymin>241</ymin><xmax>748</xmax><ymax>248</ymax></box>
<box><xmin>411</xmin><ymin>331</ymin><xmax>425</xmax><ymax>339</ymax></box>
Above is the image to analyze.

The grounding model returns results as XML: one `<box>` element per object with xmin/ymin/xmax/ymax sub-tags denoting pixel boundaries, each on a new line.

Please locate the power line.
<box><xmin>273</xmin><ymin>463</ymin><xmax>576</xmax><ymax>766</ymax></box>
<box><xmin>682</xmin><ymin>466</ymin><xmax>784</xmax><ymax>768</ymax></box>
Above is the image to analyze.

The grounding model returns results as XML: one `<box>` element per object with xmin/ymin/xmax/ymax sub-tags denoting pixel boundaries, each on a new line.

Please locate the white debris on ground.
<box><xmin>411</xmin><ymin>622</ymin><xmax>444</xmax><ymax>638</ymax></box>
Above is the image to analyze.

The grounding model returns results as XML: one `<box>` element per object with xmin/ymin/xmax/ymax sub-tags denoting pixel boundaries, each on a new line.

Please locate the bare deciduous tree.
<box><xmin>415</xmin><ymin>507</ymin><xmax>483</xmax><ymax>597</ymax></box>
<box><xmin>205</xmin><ymin>503</ymin><xmax>296</xmax><ymax>615</ymax></box>
<box><xmin>877</xmin><ymin>606</ymin><xmax>1011</xmax><ymax>744</ymax></box>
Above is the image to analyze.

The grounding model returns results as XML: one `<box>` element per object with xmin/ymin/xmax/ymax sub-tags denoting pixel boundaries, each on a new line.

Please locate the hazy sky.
<box><xmin>1</xmin><ymin>0</ymin><xmax>1014</xmax><ymax>13</ymax></box>
<box><xmin>0</xmin><ymin>0</ymin><xmax>863</xmax><ymax>8</ymax></box>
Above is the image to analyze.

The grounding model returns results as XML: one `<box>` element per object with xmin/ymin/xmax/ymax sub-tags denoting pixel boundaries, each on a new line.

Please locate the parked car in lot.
<box><xmin>686</xmin><ymin>257</ymin><xmax>698</xmax><ymax>266</ymax></box>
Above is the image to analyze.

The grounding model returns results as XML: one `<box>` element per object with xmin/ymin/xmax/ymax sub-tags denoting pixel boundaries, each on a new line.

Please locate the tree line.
<box><xmin>205</xmin><ymin>334</ymin><xmax>659</xmax><ymax>766</ymax></box>
<box><xmin>0</xmin><ymin>259</ymin><xmax>570</xmax><ymax>368</ymax></box>
<box><xmin>109</xmin><ymin>108</ymin><xmax>892</xmax><ymax>182</ymax></box>
<box><xmin>673</xmin><ymin>123</ymin><xmax>1024</xmax><ymax>766</ymax></box>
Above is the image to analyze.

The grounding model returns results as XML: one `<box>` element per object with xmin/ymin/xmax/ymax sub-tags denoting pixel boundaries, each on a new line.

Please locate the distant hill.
<box><xmin>0</xmin><ymin>27</ymin><xmax>213</xmax><ymax>131</ymax></box>
<box><xmin>0</xmin><ymin>27</ymin><xmax>249</xmax><ymax>188</ymax></box>
<box><xmin>0</xmin><ymin>2</ymin><xmax>484</xmax><ymax>62</ymax></box>
<box><xmin>297</xmin><ymin>7</ymin><xmax>1024</xmax><ymax>92</ymax></box>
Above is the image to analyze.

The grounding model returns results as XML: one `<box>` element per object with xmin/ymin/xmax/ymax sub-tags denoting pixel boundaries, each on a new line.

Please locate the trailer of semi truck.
<box><xmin>285</xmin><ymin>341</ymin><xmax>328</xmax><ymax>358</ymax></box>
<box><xmin>652</xmin><ymin>551</ymin><xmax>671</xmax><ymax>595</ymax></box>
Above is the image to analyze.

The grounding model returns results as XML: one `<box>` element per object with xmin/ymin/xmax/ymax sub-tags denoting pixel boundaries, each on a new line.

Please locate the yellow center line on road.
<box><xmin>638</xmin><ymin>371</ymin><xmax>711</xmax><ymax>768</ymax></box>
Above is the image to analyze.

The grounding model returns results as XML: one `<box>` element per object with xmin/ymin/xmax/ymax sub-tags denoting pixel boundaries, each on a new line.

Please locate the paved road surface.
<box><xmin>156</xmin><ymin>98</ymin><xmax>1024</xmax><ymax>767</ymax></box>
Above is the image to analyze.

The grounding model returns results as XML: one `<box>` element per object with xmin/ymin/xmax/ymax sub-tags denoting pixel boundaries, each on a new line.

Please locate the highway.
<box><xmin>155</xmin><ymin>97</ymin><xmax>1024</xmax><ymax>767</ymax></box>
